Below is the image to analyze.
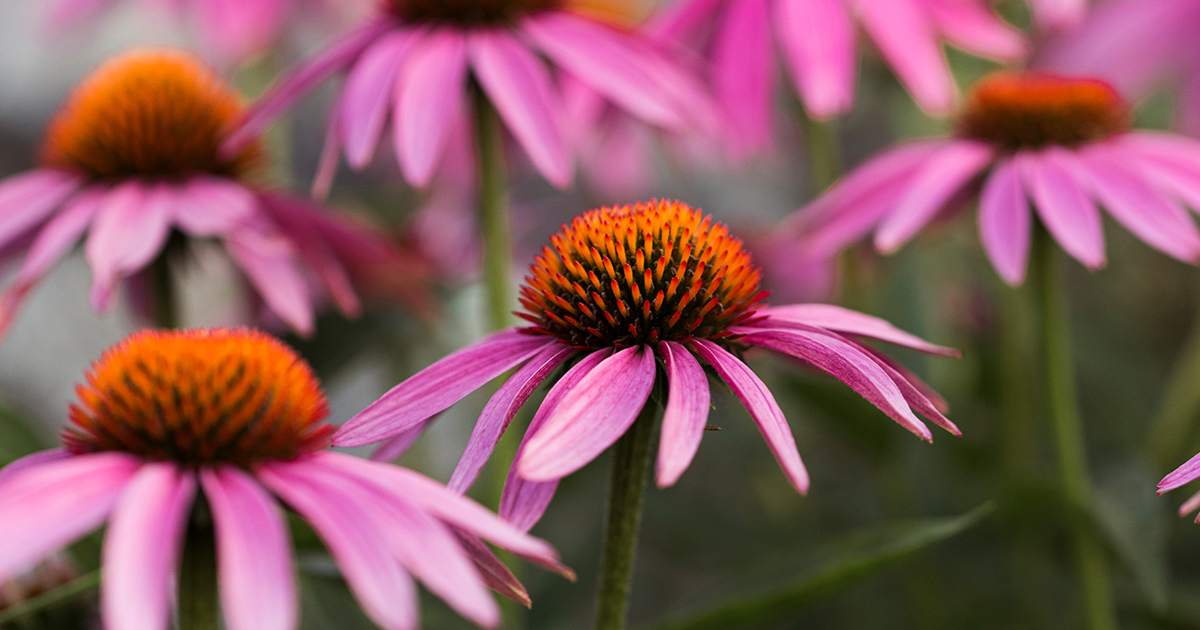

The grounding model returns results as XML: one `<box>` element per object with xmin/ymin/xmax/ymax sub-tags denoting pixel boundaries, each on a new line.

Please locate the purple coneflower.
<box><xmin>1159</xmin><ymin>451</ymin><xmax>1200</xmax><ymax>522</ymax></box>
<box><xmin>0</xmin><ymin>49</ymin><xmax>401</xmax><ymax>337</ymax></box>
<box><xmin>783</xmin><ymin>72</ymin><xmax>1200</xmax><ymax>285</ymax></box>
<box><xmin>335</xmin><ymin>199</ymin><xmax>960</xmax><ymax>530</ymax></box>
<box><xmin>0</xmin><ymin>328</ymin><xmax>568</xmax><ymax>630</ymax></box>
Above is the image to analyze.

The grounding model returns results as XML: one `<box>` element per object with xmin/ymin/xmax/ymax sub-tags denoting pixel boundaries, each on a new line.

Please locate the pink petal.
<box><xmin>1182</xmin><ymin>490</ymin><xmax>1200</xmax><ymax>521</ymax></box>
<box><xmin>225</xmin><ymin>218</ymin><xmax>314</xmax><ymax>335</ymax></box>
<box><xmin>169</xmin><ymin>177</ymin><xmax>256</xmax><ymax>237</ymax></box>
<box><xmin>1160</xmin><ymin>450</ymin><xmax>1200</xmax><ymax>494</ymax></box>
<box><xmin>0</xmin><ymin>449</ymin><xmax>70</xmax><ymax>487</ymax></box>
<box><xmin>448</xmin><ymin>344</ymin><xmax>573</xmax><ymax>493</ymax></box>
<box><xmin>255</xmin><ymin>194</ymin><xmax>361</xmax><ymax>318</ymax></box>
<box><xmin>1115</xmin><ymin>134</ymin><xmax>1200</xmax><ymax>211</ymax></box>
<box><xmin>200</xmin><ymin>466</ymin><xmax>296</xmax><ymax>630</ymax></box>
<box><xmin>1179</xmin><ymin>75</ymin><xmax>1200</xmax><ymax>138</ymax></box>
<box><xmin>856</xmin><ymin>343</ymin><xmax>960</xmax><ymax>435</ymax></box>
<box><xmin>874</xmin><ymin>139</ymin><xmax>994</xmax><ymax>253</ymax></box>
<box><xmin>774</xmin><ymin>0</ymin><xmax>856</xmax><ymax>118</ymax></box>
<box><xmin>334</xmin><ymin>330</ymin><xmax>556</xmax><ymax>447</ymax></box>
<box><xmin>924</xmin><ymin>0</ymin><xmax>1026</xmax><ymax>59</ymax></box>
<box><xmin>734</xmin><ymin>328</ymin><xmax>933</xmax><ymax>441</ymax></box>
<box><xmin>396</xmin><ymin>29</ymin><xmax>469</xmax><ymax>186</ymax></box>
<box><xmin>656</xmin><ymin>341</ymin><xmax>711</xmax><ymax>488</ymax></box>
<box><xmin>856</xmin><ymin>0</ymin><xmax>955</xmax><ymax>113</ymax></box>
<box><xmin>1029</xmin><ymin>0</ymin><xmax>1088</xmax><ymax>31</ymax></box>
<box><xmin>517</xmin><ymin>346</ymin><xmax>656</xmax><ymax>482</ymax></box>
<box><xmin>197</xmin><ymin>0</ymin><xmax>281</xmax><ymax>62</ymax></box>
<box><xmin>501</xmin><ymin>350</ymin><xmax>610</xmax><ymax>531</ymax></box>
<box><xmin>85</xmin><ymin>181</ymin><xmax>172</xmax><ymax>313</ymax></box>
<box><xmin>978</xmin><ymin>157</ymin><xmax>1032</xmax><ymax>285</ymax></box>
<box><xmin>711</xmin><ymin>0</ymin><xmax>775</xmax><ymax>159</ymax></box>
<box><xmin>102</xmin><ymin>463</ymin><xmax>196</xmax><ymax>630</ymax></box>
<box><xmin>1018</xmin><ymin>148</ymin><xmax>1106</xmax><ymax>269</ymax></box>
<box><xmin>341</xmin><ymin>30</ymin><xmax>420</xmax><ymax>170</ymax></box>
<box><xmin>257</xmin><ymin>460</ymin><xmax>417</xmax><ymax>630</ymax></box>
<box><xmin>689</xmin><ymin>339</ymin><xmax>810</xmax><ymax>493</ymax></box>
<box><xmin>645</xmin><ymin>0</ymin><xmax>725</xmax><ymax>42</ymax></box>
<box><xmin>312</xmin><ymin>98</ymin><xmax>344</xmax><ymax>202</ymax></box>
<box><xmin>370</xmin><ymin>417</ymin><xmax>436</xmax><ymax>462</ymax></box>
<box><xmin>0</xmin><ymin>169</ymin><xmax>82</xmax><ymax>251</ymax></box>
<box><xmin>451</xmin><ymin>529</ymin><xmax>531</xmax><ymax>607</ymax></box>
<box><xmin>757</xmin><ymin>304</ymin><xmax>960</xmax><ymax>356</ymax></box>
<box><xmin>221</xmin><ymin>21</ymin><xmax>392</xmax><ymax>158</ymax></box>
<box><xmin>0</xmin><ymin>452</ymin><xmax>140</xmax><ymax>580</ymax></box>
<box><xmin>468</xmin><ymin>29</ymin><xmax>571</xmax><ymax>188</ymax></box>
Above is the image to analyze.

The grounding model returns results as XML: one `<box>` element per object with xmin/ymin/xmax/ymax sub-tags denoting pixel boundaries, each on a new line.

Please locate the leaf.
<box><xmin>0</xmin><ymin>569</ymin><xmax>99</xmax><ymax>625</ymax></box>
<box><xmin>643</xmin><ymin>502</ymin><xmax>995</xmax><ymax>630</ymax></box>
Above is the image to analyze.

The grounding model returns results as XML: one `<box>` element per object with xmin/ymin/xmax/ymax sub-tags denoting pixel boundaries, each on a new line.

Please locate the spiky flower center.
<box><xmin>40</xmin><ymin>49</ymin><xmax>262</xmax><ymax>181</ymax></box>
<box><xmin>387</xmin><ymin>0</ymin><xmax>562</xmax><ymax>24</ymax></box>
<box><xmin>64</xmin><ymin>329</ymin><xmax>333</xmax><ymax>467</ymax></box>
<box><xmin>956</xmin><ymin>73</ymin><xmax>1130</xmax><ymax>149</ymax></box>
<box><xmin>519</xmin><ymin>200</ymin><xmax>766</xmax><ymax>349</ymax></box>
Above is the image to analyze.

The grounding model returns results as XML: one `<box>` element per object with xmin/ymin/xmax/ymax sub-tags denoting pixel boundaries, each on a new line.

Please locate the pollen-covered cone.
<box><xmin>0</xmin><ymin>328</ymin><xmax>569</xmax><ymax>630</ymax></box>
<box><xmin>335</xmin><ymin>199</ymin><xmax>960</xmax><ymax>531</ymax></box>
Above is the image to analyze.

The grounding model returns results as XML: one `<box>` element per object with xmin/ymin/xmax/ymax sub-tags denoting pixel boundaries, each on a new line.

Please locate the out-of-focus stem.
<box><xmin>594</xmin><ymin>402</ymin><xmax>658</xmax><ymax>630</ymax></box>
<box><xmin>474</xmin><ymin>88</ymin><xmax>514</xmax><ymax>332</ymax></box>
<box><xmin>151</xmin><ymin>254</ymin><xmax>178</xmax><ymax>329</ymax></box>
<box><xmin>178</xmin><ymin>497</ymin><xmax>219</xmax><ymax>630</ymax></box>
<box><xmin>802</xmin><ymin>114</ymin><xmax>843</xmax><ymax>193</ymax></box>
<box><xmin>1032</xmin><ymin>232</ymin><xmax>1116</xmax><ymax>630</ymax></box>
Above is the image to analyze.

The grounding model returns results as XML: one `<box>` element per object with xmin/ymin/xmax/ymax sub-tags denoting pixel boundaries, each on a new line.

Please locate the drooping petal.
<box><xmin>855</xmin><ymin>0</ymin><xmax>955</xmax><ymax>112</ymax></box>
<box><xmin>85</xmin><ymin>181</ymin><xmax>172</xmax><ymax>312</ymax></box>
<box><xmin>254</xmin><ymin>194</ymin><xmax>361</xmax><ymax>318</ymax></box>
<box><xmin>225</xmin><ymin>218</ymin><xmax>314</xmax><ymax>336</ymax></box>
<box><xmin>451</xmin><ymin>529</ymin><xmax>531</xmax><ymax>607</ymax></box>
<box><xmin>196</xmin><ymin>0</ymin><xmax>281</xmax><ymax>62</ymax></box>
<box><xmin>1117</xmin><ymin>133</ymin><xmax>1200</xmax><ymax>211</ymax></box>
<box><xmin>756</xmin><ymin>304</ymin><xmax>960</xmax><ymax>356</ymax></box>
<box><xmin>257</xmin><ymin>460</ymin><xmax>417</xmax><ymax>630</ymax></box>
<box><xmin>734</xmin><ymin>328</ymin><xmax>932</xmax><ymax>441</ymax></box>
<box><xmin>200</xmin><ymin>466</ymin><xmax>296</xmax><ymax>630</ymax></box>
<box><xmin>874</xmin><ymin>139</ymin><xmax>994</xmax><ymax>253</ymax></box>
<box><xmin>517</xmin><ymin>346</ymin><xmax>656</xmax><ymax>482</ymax></box>
<box><xmin>924</xmin><ymin>0</ymin><xmax>1026</xmax><ymax>60</ymax></box>
<box><xmin>1018</xmin><ymin>148</ymin><xmax>1106</xmax><ymax>269</ymax></box>
<box><xmin>1029</xmin><ymin>0</ymin><xmax>1088</xmax><ymax>31</ymax></box>
<box><xmin>0</xmin><ymin>169</ymin><xmax>82</xmax><ymax>252</ymax></box>
<box><xmin>102</xmin><ymin>463</ymin><xmax>196</xmax><ymax>630</ymax></box>
<box><xmin>1159</xmin><ymin>450</ymin><xmax>1200</xmax><ymax>495</ymax></box>
<box><xmin>711</xmin><ymin>0</ymin><xmax>774</xmax><ymax>159</ymax></box>
<box><xmin>645</xmin><ymin>0</ymin><xmax>725</xmax><ymax>42</ymax></box>
<box><xmin>448</xmin><ymin>344</ymin><xmax>573</xmax><ymax>493</ymax></box>
<box><xmin>774</xmin><ymin>0</ymin><xmax>856</xmax><ymax>118</ymax></box>
<box><xmin>978</xmin><ymin>157</ymin><xmax>1032</xmax><ymax>285</ymax></box>
<box><xmin>395</xmin><ymin>29</ymin><xmax>468</xmax><ymax>186</ymax></box>
<box><xmin>341</xmin><ymin>30</ymin><xmax>420</xmax><ymax>169</ymax></box>
<box><xmin>0</xmin><ymin>449</ymin><xmax>70</xmax><ymax>487</ymax></box>
<box><xmin>501</xmin><ymin>350</ymin><xmax>610</xmax><ymax>531</ymax></box>
<box><xmin>335</xmin><ymin>330</ymin><xmax>556</xmax><ymax>447</ymax></box>
<box><xmin>0</xmin><ymin>452</ymin><xmax>140</xmax><ymax>580</ymax></box>
<box><xmin>656</xmin><ymin>341</ymin><xmax>711</xmax><ymax>488</ymax></box>
<box><xmin>469</xmin><ymin>29</ymin><xmax>571</xmax><ymax>188</ymax></box>
<box><xmin>689</xmin><ymin>339</ymin><xmax>810</xmax><ymax>493</ymax></box>
<box><xmin>856</xmin><ymin>343</ymin><xmax>959</xmax><ymax>435</ymax></box>
<box><xmin>370</xmin><ymin>417</ymin><xmax>437</xmax><ymax>462</ymax></box>
<box><xmin>169</xmin><ymin>177</ymin><xmax>256</xmax><ymax>237</ymax></box>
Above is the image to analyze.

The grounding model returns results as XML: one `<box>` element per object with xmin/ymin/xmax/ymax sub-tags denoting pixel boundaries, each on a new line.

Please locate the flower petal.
<box><xmin>774</xmin><ymin>0</ymin><xmax>856</xmax><ymax>118</ymax></box>
<box><xmin>396</xmin><ymin>29</ymin><xmax>469</xmax><ymax>186</ymax></box>
<box><xmin>857</xmin><ymin>343</ymin><xmax>959</xmax><ymax>435</ymax></box>
<box><xmin>200</xmin><ymin>466</ymin><xmax>296</xmax><ymax>630</ymax></box>
<box><xmin>85</xmin><ymin>181</ymin><xmax>172</xmax><ymax>312</ymax></box>
<box><xmin>924</xmin><ymin>0</ymin><xmax>1026</xmax><ymax>60</ymax></box>
<box><xmin>450</xmin><ymin>529</ymin><xmax>531</xmax><ymax>607</ymax></box>
<box><xmin>711</xmin><ymin>0</ymin><xmax>774</xmax><ymax>159</ymax></box>
<box><xmin>757</xmin><ymin>304</ymin><xmax>960</xmax><ymax>356</ymax></box>
<box><xmin>169</xmin><ymin>177</ymin><xmax>256</xmax><ymax>237</ymax></box>
<box><xmin>0</xmin><ymin>169</ymin><xmax>82</xmax><ymax>252</ymax></box>
<box><xmin>469</xmin><ymin>29</ymin><xmax>571</xmax><ymax>188</ymax></box>
<box><xmin>335</xmin><ymin>330</ymin><xmax>556</xmax><ymax>447</ymax></box>
<box><xmin>0</xmin><ymin>449</ymin><xmax>70</xmax><ymax>487</ymax></box>
<box><xmin>225</xmin><ymin>218</ymin><xmax>314</xmax><ymax>336</ymax></box>
<box><xmin>656</xmin><ymin>341</ymin><xmax>711</xmax><ymax>488</ymax></box>
<box><xmin>855</xmin><ymin>0</ymin><xmax>955</xmax><ymax>112</ymax></box>
<box><xmin>341</xmin><ymin>30</ymin><xmax>420</xmax><ymax>169</ymax></box>
<box><xmin>448</xmin><ymin>344</ymin><xmax>573</xmax><ymax>493</ymax></box>
<box><xmin>1018</xmin><ymin>148</ymin><xmax>1106</xmax><ymax>269</ymax></box>
<box><xmin>978</xmin><ymin>157</ymin><xmax>1032</xmax><ymax>285</ymax></box>
<box><xmin>690</xmin><ymin>339</ymin><xmax>810</xmax><ymax>493</ymax></box>
<box><xmin>102</xmin><ymin>463</ymin><xmax>196</xmax><ymax>630</ymax></box>
<box><xmin>1161</xmin><ymin>450</ymin><xmax>1200</xmax><ymax>494</ymax></box>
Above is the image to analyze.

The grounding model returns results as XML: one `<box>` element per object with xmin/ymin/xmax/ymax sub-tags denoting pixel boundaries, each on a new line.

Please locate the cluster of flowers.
<box><xmin>2</xmin><ymin>0</ymin><xmax>1200</xmax><ymax>628</ymax></box>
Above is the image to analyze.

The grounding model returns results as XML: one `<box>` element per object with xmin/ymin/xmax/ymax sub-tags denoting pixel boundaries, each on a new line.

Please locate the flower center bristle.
<box><xmin>956</xmin><ymin>73</ymin><xmax>1130</xmax><ymax>149</ymax></box>
<box><xmin>387</xmin><ymin>0</ymin><xmax>562</xmax><ymax>24</ymax></box>
<box><xmin>63</xmin><ymin>329</ymin><xmax>333</xmax><ymax>467</ymax></box>
<box><xmin>40</xmin><ymin>49</ymin><xmax>262</xmax><ymax>181</ymax></box>
<box><xmin>519</xmin><ymin>200</ymin><xmax>766</xmax><ymax>349</ymax></box>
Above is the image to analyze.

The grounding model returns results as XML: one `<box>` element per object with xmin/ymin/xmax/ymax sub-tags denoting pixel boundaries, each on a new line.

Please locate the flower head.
<box><xmin>0</xmin><ymin>49</ymin><xmax>415</xmax><ymax>339</ymax></box>
<box><xmin>336</xmin><ymin>200</ymin><xmax>960</xmax><ymax>531</ymax></box>
<box><xmin>0</xmin><ymin>328</ymin><xmax>568</xmax><ymax>630</ymax></box>
<box><xmin>781</xmin><ymin>71</ymin><xmax>1200</xmax><ymax>285</ymax></box>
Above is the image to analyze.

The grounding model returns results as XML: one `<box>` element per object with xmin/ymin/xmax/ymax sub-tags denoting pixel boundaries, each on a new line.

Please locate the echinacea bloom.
<box><xmin>0</xmin><ymin>49</ymin><xmax>402</xmax><ymax>337</ymax></box>
<box><xmin>0</xmin><ymin>328</ymin><xmax>568</xmax><ymax>630</ymax></box>
<box><xmin>648</xmin><ymin>0</ymin><xmax>1025</xmax><ymax>159</ymax></box>
<box><xmin>222</xmin><ymin>0</ymin><xmax>703</xmax><ymax>192</ymax></box>
<box><xmin>1158</xmin><ymin>450</ymin><xmax>1200</xmax><ymax>522</ymax></box>
<box><xmin>335</xmin><ymin>200</ymin><xmax>960</xmax><ymax>530</ymax></box>
<box><xmin>782</xmin><ymin>72</ymin><xmax>1200</xmax><ymax>286</ymax></box>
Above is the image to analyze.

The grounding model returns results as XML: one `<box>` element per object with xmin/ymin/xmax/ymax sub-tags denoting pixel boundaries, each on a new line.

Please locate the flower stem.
<box><xmin>177</xmin><ymin>496</ymin><xmax>219</xmax><ymax>630</ymax></box>
<box><xmin>802</xmin><ymin>114</ymin><xmax>843</xmax><ymax>193</ymax></box>
<box><xmin>151</xmin><ymin>254</ymin><xmax>178</xmax><ymax>329</ymax></box>
<box><xmin>1032</xmin><ymin>231</ymin><xmax>1116</xmax><ymax>630</ymax></box>
<box><xmin>595</xmin><ymin>400</ymin><xmax>658</xmax><ymax>630</ymax></box>
<box><xmin>473</xmin><ymin>87</ymin><xmax>514</xmax><ymax>332</ymax></box>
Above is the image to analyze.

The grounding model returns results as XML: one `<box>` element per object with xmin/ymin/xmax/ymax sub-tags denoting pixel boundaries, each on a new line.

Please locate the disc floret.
<box><xmin>519</xmin><ymin>200</ymin><xmax>766</xmax><ymax>349</ymax></box>
<box><xmin>63</xmin><ymin>328</ymin><xmax>333</xmax><ymax>467</ymax></box>
<box><xmin>956</xmin><ymin>73</ymin><xmax>1130</xmax><ymax>149</ymax></box>
<box><xmin>386</xmin><ymin>0</ymin><xmax>562</xmax><ymax>24</ymax></box>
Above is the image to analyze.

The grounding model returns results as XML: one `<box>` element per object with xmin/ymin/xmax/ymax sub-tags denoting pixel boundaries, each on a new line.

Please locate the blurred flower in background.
<box><xmin>0</xmin><ymin>328</ymin><xmax>568</xmax><ymax>630</ymax></box>
<box><xmin>335</xmin><ymin>200</ymin><xmax>959</xmax><ymax>530</ymax></box>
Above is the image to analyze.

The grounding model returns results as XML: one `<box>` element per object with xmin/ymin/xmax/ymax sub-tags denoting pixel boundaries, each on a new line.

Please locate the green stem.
<box><xmin>1147</xmin><ymin>307</ymin><xmax>1200</xmax><ymax>470</ymax></box>
<box><xmin>151</xmin><ymin>254</ymin><xmax>178</xmax><ymax>329</ymax></box>
<box><xmin>802</xmin><ymin>114</ymin><xmax>843</xmax><ymax>193</ymax></box>
<box><xmin>177</xmin><ymin>497</ymin><xmax>219</xmax><ymax>630</ymax></box>
<box><xmin>595</xmin><ymin>402</ymin><xmax>659</xmax><ymax>630</ymax></box>
<box><xmin>474</xmin><ymin>88</ymin><xmax>514</xmax><ymax>332</ymax></box>
<box><xmin>997</xmin><ymin>277</ymin><xmax>1038</xmax><ymax>479</ymax></box>
<box><xmin>1032</xmin><ymin>232</ymin><xmax>1116</xmax><ymax>630</ymax></box>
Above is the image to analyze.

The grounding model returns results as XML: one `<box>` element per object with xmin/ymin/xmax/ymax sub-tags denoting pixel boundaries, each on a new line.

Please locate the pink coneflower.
<box><xmin>1159</xmin><ymin>450</ymin><xmax>1200</xmax><ymax>522</ymax></box>
<box><xmin>0</xmin><ymin>328</ymin><xmax>568</xmax><ymax>630</ymax></box>
<box><xmin>222</xmin><ymin>0</ymin><xmax>700</xmax><ymax>192</ymax></box>
<box><xmin>335</xmin><ymin>200</ymin><xmax>960</xmax><ymax>530</ymax></box>
<box><xmin>648</xmin><ymin>0</ymin><xmax>1025</xmax><ymax>159</ymax></box>
<box><xmin>0</xmin><ymin>49</ymin><xmax>403</xmax><ymax>337</ymax></box>
<box><xmin>781</xmin><ymin>72</ymin><xmax>1200</xmax><ymax>285</ymax></box>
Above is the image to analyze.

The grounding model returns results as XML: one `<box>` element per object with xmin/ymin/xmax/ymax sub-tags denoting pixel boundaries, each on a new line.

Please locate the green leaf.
<box><xmin>0</xmin><ymin>570</ymin><xmax>99</xmax><ymax>625</ymax></box>
<box><xmin>643</xmin><ymin>502</ymin><xmax>995</xmax><ymax>630</ymax></box>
